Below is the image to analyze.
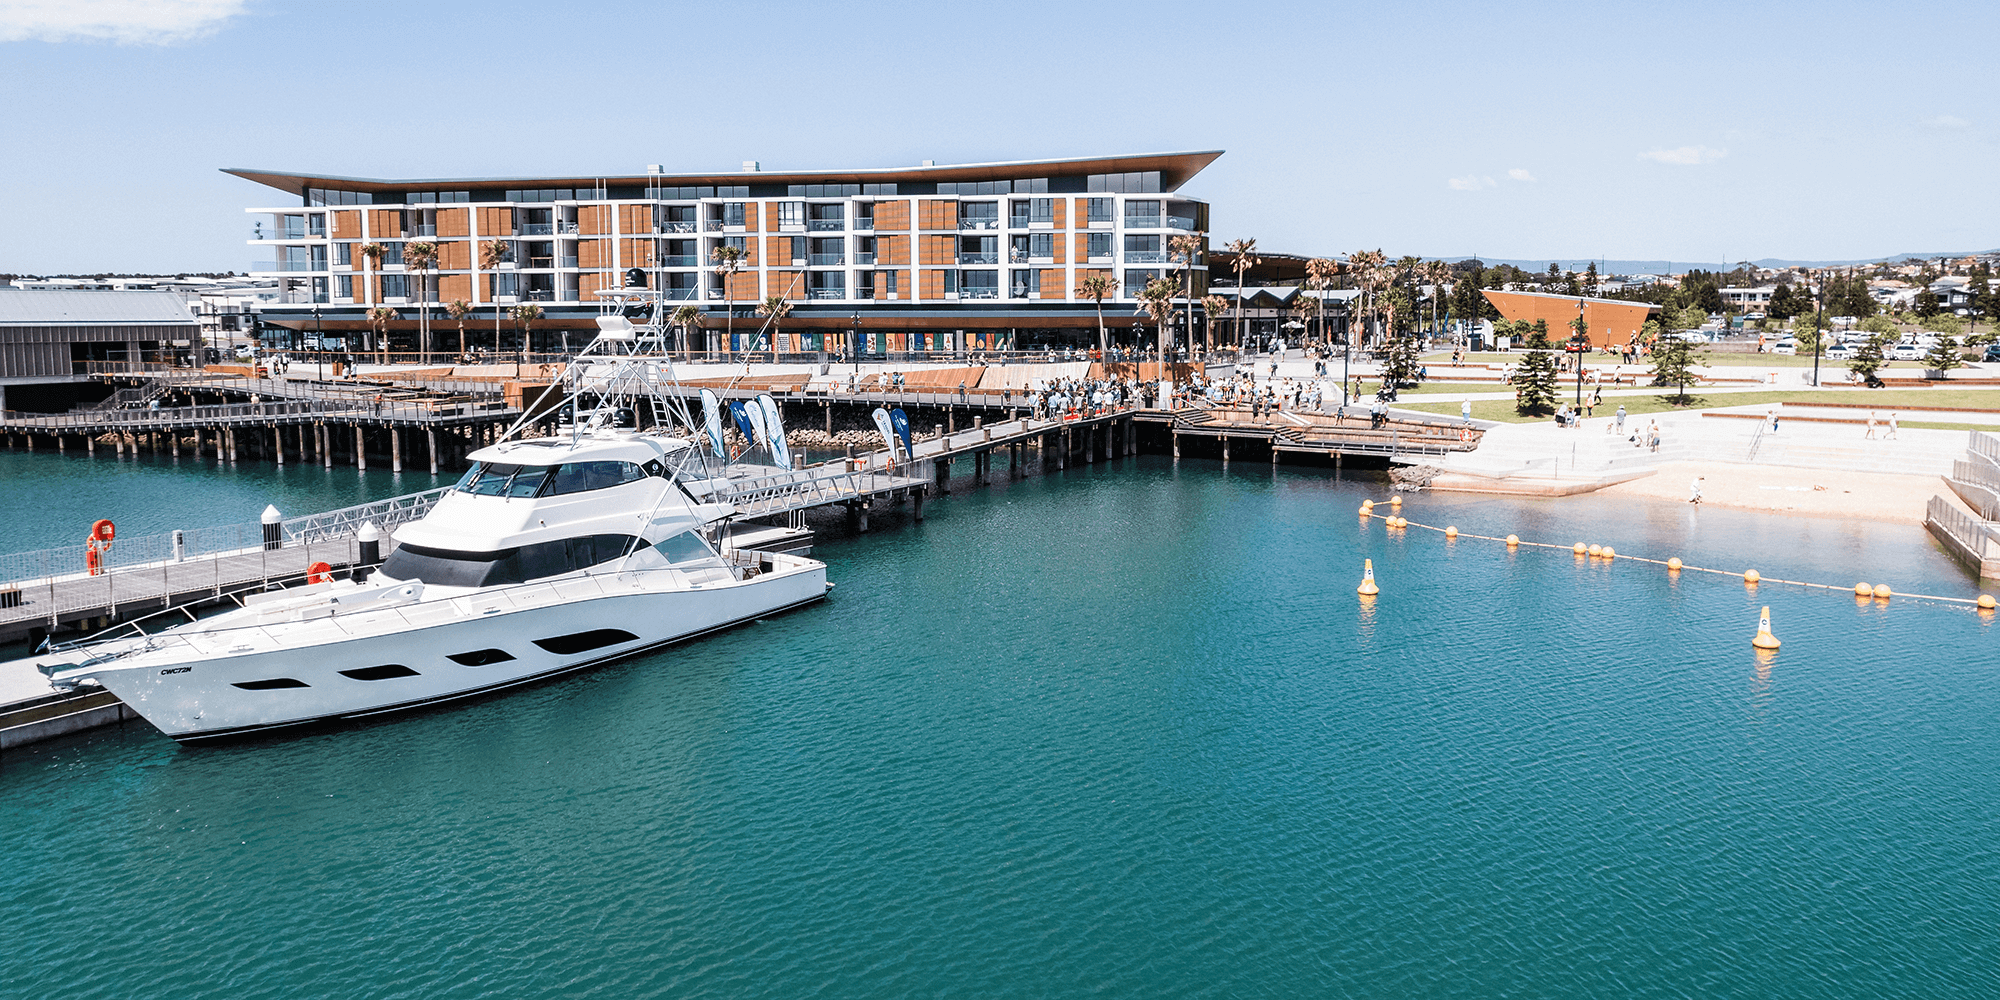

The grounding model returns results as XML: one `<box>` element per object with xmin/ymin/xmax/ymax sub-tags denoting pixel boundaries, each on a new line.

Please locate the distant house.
<box><xmin>1719</xmin><ymin>285</ymin><xmax>1777</xmax><ymax>310</ymax></box>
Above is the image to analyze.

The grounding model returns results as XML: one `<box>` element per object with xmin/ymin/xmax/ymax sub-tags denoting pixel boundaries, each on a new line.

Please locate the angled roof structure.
<box><xmin>223</xmin><ymin>150</ymin><xmax>1226</xmax><ymax>199</ymax></box>
<box><xmin>0</xmin><ymin>289</ymin><xmax>195</xmax><ymax>326</ymax></box>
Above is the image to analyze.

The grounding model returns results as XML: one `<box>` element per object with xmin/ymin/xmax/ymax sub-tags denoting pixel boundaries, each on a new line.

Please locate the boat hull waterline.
<box><xmin>74</xmin><ymin>568</ymin><xmax>828</xmax><ymax>742</ymax></box>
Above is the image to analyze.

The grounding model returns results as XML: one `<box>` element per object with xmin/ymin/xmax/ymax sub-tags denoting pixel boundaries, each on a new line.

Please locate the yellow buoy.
<box><xmin>1357</xmin><ymin>558</ymin><xmax>1379</xmax><ymax>596</ymax></box>
<box><xmin>1573</xmin><ymin>542</ymin><xmax>1587</xmax><ymax>555</ymax></box>
<box><xmin>1744</xmin><ymin>569</ymin><xmax>1761</xmax><ymax>585</ymax></box>
<box><xmin>1361</xmin><ymin>499</ymin><xmax>1374</xmax><ymax>510</ymax></box>
<box><xmin>1389</xmin><ymin>495</ymin><xmax>1402</xmax><ymax>507</ymax></box>
<box><xmin>1505</xmin><ymin>534</ymin><xmax>1519</xmax><ymax>547</ymax></box>
<box><xmin>1751</xmin><ymin>606</ymin><xmax>1781</xmax><ymax>649</ymax></box>
<box><xmin>1667</xmin><ymin>557</ymin><xmax>1682</xmax><ymax>571</ymax></box>
<box><xmin>1394</xmin><ymin>517</ymin><xmax>1409</xmax><ymax>528</ymax></box>
<box><xmin>1601</xmin><ymin>547</ymin><xmax>1615</xmax><ymax>560</ymax></box>
<box><xmin>1873</xmin><ymin>583</ymin><xmax>1892</xmax><ymax>600</ymax></box>
<box><xmin>1588</xmin><ymin>544</ymin><xmax>1603</xmax><ymax>557</ymax></box>
<box><xmin>1854</xmin><ymin>582</ymin><xmax>1871</xmax><ymax>597</ymax></box>
<box><xmin>1978</xmin><ymin>594</ymin><xmax>1996</xmax><ymax>610</ymax></box>
<box><xmin>1359</xmin><ymin>505</ymin><xmax>1373</xmax><ymax>517</ymax></box>
<box><xmin>1445</xmin><ymin>526</ymin><xmax>1458</xmax><ymax>539</ymax></box>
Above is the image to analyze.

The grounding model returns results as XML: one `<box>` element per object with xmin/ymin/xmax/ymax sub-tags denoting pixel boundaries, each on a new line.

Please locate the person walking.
<box><xmin>1865</xmin><ymin>411</ymin><xmax>1877</xmax><ymax>439</ymax></box>
<box><xmin>1461</xmin><ymin>398</ymin><xmax>1473</xmax><ymax>424</ymax></box>
<box><xmin>1886</xmin><ymin>411</ymin><xmax>1898</xmax><ymax>440</ymax></box>
<box><xmin>1614</xmin><ymin>403</ymin><xmax>1627</xmax><ymax>434</ymax></box>
<box><xmin>1768</xmin><ymin>408</ymin><xmax>1779</xmax><ymax>434</ymax></box>
<box><xmin>1689</xmin><ymin>475</ymin><xmax>1704</xmax><ymax>504</ymax></box>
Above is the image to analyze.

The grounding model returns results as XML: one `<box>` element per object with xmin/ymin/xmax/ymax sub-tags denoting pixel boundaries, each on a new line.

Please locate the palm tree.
<box><xmin>365</xmin><ymin>305</ymin><xmax>395</xmax><ymax>365</ymax></box>
<box><xmin>1077</xmin><ymin>272</ymin><xmax>1118</xmax><ymax>357</ymax></box>
<box><xmin>1141</xmin><ymin>277</ymin><xmax>1178</xmax><ymax>370</ymax></box>
<box><xmin>1425</xmin><ymin>260</ymin><xmax>1452</xmax><ymax>341</ymax></box>
<box><xmin>479</xmin><ymin>239</ymin><xmax>510</xmax><ymax>356</ymax></box>
<box><xmin>510</xmin><ymin>303</ymin><xmax>541</xmax><ymax>361</ymax></box>
<box><xmin>403</xmin><ymin>240</ymin><xmax>438</xmax><ymax>363</ymax></box>
<box><xmin>669</xmin><ymin>304</ymin><xmax>700</xmax><ymax>358</ymax></box>
<box><xmin>445</xmin><ymin>299</ymin><xmax>472</xmax><ymax>359</ymax></box>
<box><xmin>755</xmin><ymin>294</ymin><xmax>791</xmax><ymax>364</ymax></box>
<box><xmin>711</xmin><ymin>244</ymin><xmax>745</xmax><ymax>359</ymax></box>
<box><xmin>1169</xmin><ymin>233</ymin><xmax>1204</xmax><ymax>358</ymax></box>
<box><xmin>1225</xmin><ymin>238</ymin><xmax>1259</xmax><ymax>351</ymax></box>
<box><xmin>1305</xmin><ymin>258</ymin><xmax>1338</xmax><ymax>348</ymax></box>
<box><xmin>1201</xmin><ymin>294</ymin><xmax>1230</xmax><ymax>352</ymax></box>
<box><xmin>1347</xmin><ymin>249</ymin><xmax>1386</xmax><ymax>348</ymax></box>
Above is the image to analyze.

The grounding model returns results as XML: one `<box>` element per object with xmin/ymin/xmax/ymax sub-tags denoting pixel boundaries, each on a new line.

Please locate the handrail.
<box><xmin>1928</xmin><ymin>495</ymin><xmax>1989</xmax><ymax>559</ymax></box>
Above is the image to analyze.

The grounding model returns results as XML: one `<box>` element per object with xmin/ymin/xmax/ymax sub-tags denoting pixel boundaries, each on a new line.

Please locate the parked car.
<box><xmin>1825</xmin><ymin>343</ymin><xmax>1856</xmax><ymax>360</ymax></box>
<box><xmin>1890</xmin><ymin>343</ymin><xmax>1923</xmax><ymax>362</ymax></box>
<box><xmin>1984</xmin><ymin>344</ymin><xmax>2000</xmax><ymax>363</ymax></box>
<box><xmin>1771</xmin><ymin>339</ymin><xmax>1798</xmax><ymax>355</ymax></box>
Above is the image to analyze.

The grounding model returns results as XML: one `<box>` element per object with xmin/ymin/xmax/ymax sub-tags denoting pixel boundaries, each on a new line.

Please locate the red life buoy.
<box><xmin>91</xmin><ymin>519</ymin><xmax>116</xmax><ymax>543</ymax></box>
<box><xmin>85</xmin><ymin>543</ymin><xmax>103</xmax><ymax>576</ymax></box>
<box><xmin>307</xmin><ymin>561</ymin><xmax>333</xmax><ymax>584</ymax></box>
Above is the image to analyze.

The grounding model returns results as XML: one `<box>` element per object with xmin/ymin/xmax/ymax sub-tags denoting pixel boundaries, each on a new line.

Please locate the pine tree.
<box><xmin>1650</xmin><ymin>336</ymin><xmax>1707</xmax><ymax>405</ymax></box>
<box><xmin>1513</xmin><ymin>324</ymin><xmax>1559</xmax><ymax>416</ymax></box>
<box><xmin>1847</xmin><ymin>334</ymin><xmax>1890</xmax><ymax>387</ymax></box>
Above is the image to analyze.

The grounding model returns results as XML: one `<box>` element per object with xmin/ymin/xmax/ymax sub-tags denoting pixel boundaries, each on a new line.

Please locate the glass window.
<box><xmin>722</xmin><ymin>203</ymin><xmax>746</xmax><ymax>226</ymax></box>
<box><xmin>378</xmin><ymin>274</ymin><xmax>408</xmax><ymax>298</ymax></box>
<box><xmin>1030</xmin><ymin>233</ymin><xmax>1054</xmax><ymax>258</ymax></box>
<box><xmin>1087</xmin><ymin>232</ymin><xmax>1113</xmax><ymax>257</ymax></box>
<box><xmin>778</xmin><ymin>201</ymin><xmax>805</xmax><ymax>227</ymax></box>
<box><xmin>462</xmin><ymin>462</ymin><xmax>522</xmax><ymax>496</ymax></box>
<box><xmin>653</xmin><ymin>531</ymin><xmax>714</xmax><ymax>565</ymax></box>
<box><xmin>1124</xmin><ymin>234</ymin><xmax>1161</xmax><ymax>253</ymax></box>
<box><xmin>1086</xmin><ymin>198</ymin><xmax>1114</xmax><ymax>222</ymax></box>
<box><xmin>546</xmin><ymin>461</ymin><xmax>646</xmax><ymax>496</ymax></box>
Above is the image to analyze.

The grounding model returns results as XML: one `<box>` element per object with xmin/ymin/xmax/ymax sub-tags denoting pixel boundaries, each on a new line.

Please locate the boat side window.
<box><xmin>382</xmin><ymin>534</ymin><xmax>645</xmax><ymax>587</ymax></box>
<box><xmin>652</xmin><ymin>530</ymin><xmax>714</xmax><ymax>565</ymax></box>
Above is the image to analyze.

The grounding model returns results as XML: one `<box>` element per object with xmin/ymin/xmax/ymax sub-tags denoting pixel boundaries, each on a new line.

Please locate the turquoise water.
<box><xmin>0</xmin><ymin>450</ymin><xmax>445</xmax><ymax>556</ymax></box>
<box><xmin>4</xmin><ymin>454</ymin><xmax>1999</xmax><ymax>998</ymax></box>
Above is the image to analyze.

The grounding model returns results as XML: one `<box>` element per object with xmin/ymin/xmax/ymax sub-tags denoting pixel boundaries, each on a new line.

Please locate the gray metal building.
<box><xmin>0</xmin><ymin>290</ymin><xmax>197</xmax><ymax>412</ymax></box>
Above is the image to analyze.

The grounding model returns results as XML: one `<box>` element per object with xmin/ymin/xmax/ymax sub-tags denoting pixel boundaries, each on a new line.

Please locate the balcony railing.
<box><xmin>958</xmin><ymin>218</ymin><xmax>1001</xmax><ymax>230</ymax></box>
<box><xmin>410</xmin><ymin>224</ymin><xmax>437</xmax><ymax>237</ymax></box>
<box><xmin>520</xmin><ymin>223</ymin><xmax>555</xmax><ymax>236</ymax></box>
<box><xmin>852</xmin><ymin>218</ymin><xmax>874</xmax><ymax>231</ymax></box>
<box><xmin>1008</xmin><ymin>216</ymin><xmax>1031</xmax><ymax>230</ymax></box>
<box><xmin>808</xmin><ymin>288</ymin><xmax>845</xmax><ymax>300</ymax></box>
<box><xmin>957</xmin><ymin>252</ymin><xmax>999</xmax><ymax>264</ymax></box>
<box><xmin>254</xmin><ymin>230</ymin><xmax>322</xmax><ymax>241</ymax></box>
<box><xmin>1123</xmin><ymin>215</ymin><xmax>1164</xmax><ymax>229</ymax></box>
<box><xmin>1125</xmin><ymin>251</ymin><xmax>1169</xmax><ymax>264</ymax></box>
<box><xmin>558</xmin><ymin>256</ymin><xmax>578</xmax><ymax>268</ymax></box>
<box><xmin>959</xmin><ymin>286</ymin><xmax>1000</xmax><ymax>299</ymax></box>
<box><xmin>254</xmin><ymin>260</ymin><xmax>328</xmax><ymax>272</ymax></box>
<box><xmin>663</xmin><ymin>287</ymin><xmax>698</xmax><ymax>300</ymax></box>
<box><xmin>809</xmin><ymin>254</ymin><xmax>845</xmax><ymax>266</ymax></box>
<box><xmin>1010</xmin><ymin>286</ymin><xmax>1034</xmax><ymax>299</ymax></box>
<box><xmin>657</xmin><ymin>221</ymin><xmax>697</xmax><ymax>233</ymax></box>
<box><xmin>527</xmin><ymin>257</ymin><xmax>554</xmax><ymax>269</ymax></box>
<box><xmin>524</xmin><ymin>289</ymin><xmax>554</xmax><ymax>301</ymax></box>
<box><xmin>854</xmin><ymin>252</ymin><xmax>876</xmax><ymax>265</ymax></box>
<box><xmin>661</xmin><ymin>255</ymin><xmax>698</xmax><ymax>267</ymax></box>
<box><xmin>1164</xmin><ymin>217</ymin><xmax>1197</xmax><ymax>231</ymax></box>
<box><xmin>808</xmin><ymin>219</ymin><xmax>844</xmax><ymax>231</ymax></box>
<box><xmin>558</xmin><ymin>221</ymin><xmax>578</xmax><ymax>235</ymax></box>
<box><xmin>705</xmin><ymin>220</ymin><xmax>726</xmax><ymax>232</ymax></box>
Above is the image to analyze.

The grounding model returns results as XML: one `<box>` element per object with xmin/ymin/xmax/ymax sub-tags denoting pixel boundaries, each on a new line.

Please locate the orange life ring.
<box><xmin>85</xmin><ymin>543</ymin><xmax>103</xmax><ymax>576</ymax></box>
<box><xmin>307</xmin><ymin>561</ymin><xmax>333</xmax><ymax>584</ymax></box>
<box><xmin>91</xmin><ymin>519</ymin><xmax>116</xmax><ymax>543</ymax></box>
<box><xmin>1460</xmin><ymin>426</ymin><xmax>1473</xmax><ymax>443</ymax></box>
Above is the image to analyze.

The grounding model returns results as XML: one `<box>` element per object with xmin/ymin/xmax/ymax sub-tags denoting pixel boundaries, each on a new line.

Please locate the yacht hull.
<box><xmin>81</xmin><ymin>567</ymin><xmax>827</xmax><ymax>742</ymax></box>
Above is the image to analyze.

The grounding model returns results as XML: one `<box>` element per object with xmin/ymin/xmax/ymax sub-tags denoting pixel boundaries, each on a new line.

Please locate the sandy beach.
<box><xmin>1597</xmin><ymin>461</ymin><xmax>1961</xmax><ymax>524</ymax></box>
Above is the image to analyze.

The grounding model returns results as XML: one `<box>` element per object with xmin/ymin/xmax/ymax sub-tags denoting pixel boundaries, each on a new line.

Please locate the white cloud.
<box><xmin>0</xmin><ymin>0</ymin><xmax>246</xmax><ymax>45</ymax></box>
<box><xmin>1921</xmin><ymin>114</ymin><xmax>1970</xmax><ymax>129</ymax></box>
<box><xmin>1638</xmin><ymin>145</ymin><xmax>1727</xmax><ymax>166</ymax></box>
<box><xmin>1507</xmin><ymin>168</ymin><xmax>1536</xmax><ymax>182</ymax></box>
<box><xmin>1447</xmin><ymin>174</ymin><xmax>1496</xmax><ymax>191</ymax></box>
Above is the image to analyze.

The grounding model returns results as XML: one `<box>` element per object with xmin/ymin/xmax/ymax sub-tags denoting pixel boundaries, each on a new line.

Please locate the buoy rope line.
<box><xmin>1353</xmin><ymin>498</ymin><xmax>1992</xmax><ymax>610</ymax></box>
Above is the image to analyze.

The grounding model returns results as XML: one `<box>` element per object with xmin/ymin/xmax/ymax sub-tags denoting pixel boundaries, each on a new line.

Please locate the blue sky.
<box><xmin>1</xmin><ymin>0</ymin><xmax>1994</xmax><ymax>274</ymax></box>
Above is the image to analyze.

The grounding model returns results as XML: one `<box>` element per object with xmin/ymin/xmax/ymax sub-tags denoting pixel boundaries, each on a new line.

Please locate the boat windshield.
<box><xmin>456</xmin><ymin>460</ymin><xmax>651</xmax><ymax>498</ymax></box>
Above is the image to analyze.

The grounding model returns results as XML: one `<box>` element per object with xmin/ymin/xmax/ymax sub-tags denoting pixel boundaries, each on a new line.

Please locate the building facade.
<box><xmin>0</xmin><ymin>289</ymin><xmax>198</xmax><ymax>411</ymax></box>
<box><xmin>231</xmin><ymin>151</ymin><xmax>1220</xmax><ymax>353</ymax></box>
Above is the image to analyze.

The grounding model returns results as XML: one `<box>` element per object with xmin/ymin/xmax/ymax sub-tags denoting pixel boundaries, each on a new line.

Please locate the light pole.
<box><xmin>1810</xmin><ymin>270</ymin><xmax>1826</xmax><ymax>388</ymax></box>
<box><xmin>850</xmin><ymin>309</ymin><xmax>861</xmax><ymax>376</ymax></box>
<box><xmin>313</xmin><ymin>304</ymin><xmax>323</xmax><ymax>382</ymax></box>
<box><xmin>1341</xmin><ymin>299</ymin><xmax>1353</xmax><ymax>412</ymax></box>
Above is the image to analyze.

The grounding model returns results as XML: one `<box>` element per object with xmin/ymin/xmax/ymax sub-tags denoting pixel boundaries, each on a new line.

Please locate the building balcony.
<box><xmin>1086</xmin><ymin>216</ymin><xmax>1114</xmax><ymax>228</ymax></box>
<box><xmin>958</xmin><ymin>252</ymin><xmax>999</xmax><ymax>265</ymax></box>
<box><xmin>1164</xmin><ymin>217</ymin><xmax>1197</xmax><ymax>231</ymax></box>
<box><xmin>808</xmin><ymin>288</ymin><xmax>845</xmax><ymax>300</ymax></box>
<box><xmin>855</xmin><ymin>252</ymin><xmax>876</xmax><ymax>266</ymax></box>
<box><xmin>808</xmin><ymin>219</ymin><xmax>844</xmax><ymax>231</ymax></box>
<box><xmin>520</xmin><ymin>223</ymin><xmax>555</xmax><ymax>236</ymax></box>
<box><xmin>705</xmin><ymin>220</ymin><xmax>727</xmax><ymax>232</ymax></box>
<box><xmin>662</xmin><ymin>255</ymin><xmax>698</xmax><ymax>267</ymax></box>
<box><xmin>254</xmin><ymin>260</ymin><xmax>327</xmax><ymax>272</ymax></box>
<box><xmin>662</xmin><ymin>287</ymin><xmax>698</xmax><ymax>300</ymax></box>
<box><xmin>527</xmin><ymin>257</ymin><xmax>555</xmax><ymax>269</ymax></box>
<box><xmin>253</xmin><ymin>230</ymin><xmax>323</xmax><ymax>242</ymax></box>
<box><xmin>558</xmin><ymin>256</ymin><xmax>578</xmax><ymax>268</ymax></box>
<box><xmin>1123</xmin><ymin>215</ymin><xmax>1164</xmax><ymax>229</ymax></box>
<box><xmin>852</xmin><ymin>219</ymin><xmax>874</xmax><ymax>231</ymax></box>
<box><xmin>958</xmin><ymin>218</ymin><xmax>1001</xmax><ymax>231</ymax></box>
<box><xmin>658</xmin><ymin>221</ymin><xmax>697</xmax><ymax>233</ymax></box>
<box><xmin>1125</xmin><ymin>252</ymin><xmax>1170</xmax><ymax>264</ymax></box>
<box><xmin>959</xmin><ymin>286</ymin><xmax>1000</xmax><ymax>300</ymax></box>
<box><xmin>558</xmin><ymin>221</ymin><xmax>578</xmax><ymax>235</ymax></box>
<box><xmin>409</xmin><ymin>224</ymin><xmax>437</xmax><ymax>237</ymax></box>
<box><xmin>809</xmin><ymin>254</ymin><xmax>844</xmax><ymax>266</ymax></box>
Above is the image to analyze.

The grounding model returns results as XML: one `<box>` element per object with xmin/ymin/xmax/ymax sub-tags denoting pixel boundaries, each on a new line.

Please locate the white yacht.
<box><xmin>27</xmin><ymin>316</ymin><xmax>830</xmax><ymax>742</ymax></box>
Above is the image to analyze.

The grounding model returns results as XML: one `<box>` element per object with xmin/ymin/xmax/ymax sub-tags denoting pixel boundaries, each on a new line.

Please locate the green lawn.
<box><xmin>1401</xmin><ymin>387</ymin><xmax>2000</xmax><ymax>424</ymax></box>
<box><xmin>1421</xmin><ymin>349</ymin><xmax>1946</xmax><ymax>370</ymax></box>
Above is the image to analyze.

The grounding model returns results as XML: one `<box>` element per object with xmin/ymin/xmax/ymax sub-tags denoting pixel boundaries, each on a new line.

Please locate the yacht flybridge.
<box><xmin>25</xmin><ymin>311</ymin><xmax>830</xmax><ymax>742</ymax></box>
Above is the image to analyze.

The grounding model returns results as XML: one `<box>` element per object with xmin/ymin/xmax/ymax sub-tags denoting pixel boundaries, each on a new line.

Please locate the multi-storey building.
<box><xmin>231</xmin><ymin>151</ymin><xmax>1220</xmax><ymax>354</ymax></box>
